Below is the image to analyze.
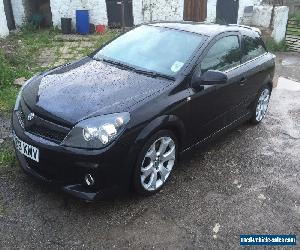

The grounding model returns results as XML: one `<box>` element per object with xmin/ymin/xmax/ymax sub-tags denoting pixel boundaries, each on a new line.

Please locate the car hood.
<box><xmin>22</xmin><ymin>57</ymin><xmax>172</xmax><ymax>126</ymax></box>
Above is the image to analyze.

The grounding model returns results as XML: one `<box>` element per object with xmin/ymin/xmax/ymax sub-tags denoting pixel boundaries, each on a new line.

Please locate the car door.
<box><xmin>187</xmin><ymin>32</ymin><xmax>250</xmax><ymax>144</ymax></box>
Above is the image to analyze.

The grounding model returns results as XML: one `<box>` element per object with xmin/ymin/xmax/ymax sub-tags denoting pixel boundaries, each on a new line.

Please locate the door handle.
<box><xmin>240</xmin><ymin>77</ymin><xmax>247</xmax><ymax>85</ymax></box>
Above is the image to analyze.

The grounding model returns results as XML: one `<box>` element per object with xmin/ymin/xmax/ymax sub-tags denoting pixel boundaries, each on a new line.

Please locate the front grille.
<box><xmin>17</xmin><ymin>102</ymin><xmax>70</xmax><ymax>144</ymax></box>
<box><xmin>27</xmin><ymin>124</ymin><xmax>69</xmax><ymax>143</ymax></box>
<box><xmin>16</xmin><ymin>110</ymin><xmax>25</xmax><ymax>128</ymax></box>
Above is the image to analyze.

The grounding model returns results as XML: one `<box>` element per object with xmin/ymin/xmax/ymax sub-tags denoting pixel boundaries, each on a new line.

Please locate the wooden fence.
<box><xmin>286</xmin><ymin>18</ymin><xmax>300</xmax><ymax>52</ymax></box>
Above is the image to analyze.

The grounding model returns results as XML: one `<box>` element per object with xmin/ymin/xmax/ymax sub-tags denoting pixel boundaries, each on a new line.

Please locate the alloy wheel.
<box><xmin>140</xmin><ymin>136</ymin><xmax>176</xmax><ymax>191</ymax></box>
<box><xmin>256</xmin><ymin>88</ymin><xmax>270</xmax><ymax>122</ymax></box>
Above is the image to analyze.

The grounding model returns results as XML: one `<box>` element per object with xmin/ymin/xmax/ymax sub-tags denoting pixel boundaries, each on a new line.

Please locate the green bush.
<box><xmin>265</xmin><ymin>38</ymin><xmax>289</xmax><ymax>52</ymax></box>
<box><xmin>291</xmin><ymin>13</ymin><xmax>300</xmax><ymax>24</ymax></box>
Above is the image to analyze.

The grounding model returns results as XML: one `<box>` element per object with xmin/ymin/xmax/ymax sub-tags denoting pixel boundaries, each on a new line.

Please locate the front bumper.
<box><xmin>12</xmin><ymin>111</ymin><xmax>136</xmax><ymax>201</ymax></box>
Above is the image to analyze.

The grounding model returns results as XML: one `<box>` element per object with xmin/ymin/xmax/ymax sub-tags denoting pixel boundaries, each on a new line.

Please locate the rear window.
<box><xmin>242</xmin><ymin>35</ymin><xmax>266</xmax><ymax>62</ymax></box>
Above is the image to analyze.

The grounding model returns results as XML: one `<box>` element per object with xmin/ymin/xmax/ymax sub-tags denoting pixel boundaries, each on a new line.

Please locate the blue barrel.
<box><xmin>76</xmin><ymin>10</ymin><xmax>89</xmax><ymax>35</ymax></box>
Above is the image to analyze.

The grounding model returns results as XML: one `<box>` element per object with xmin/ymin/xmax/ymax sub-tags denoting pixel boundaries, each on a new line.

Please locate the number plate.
<box><xmin>13</xmin><ymin>134</ymin><xmax>39</xmax><ymax>162</ymax></box>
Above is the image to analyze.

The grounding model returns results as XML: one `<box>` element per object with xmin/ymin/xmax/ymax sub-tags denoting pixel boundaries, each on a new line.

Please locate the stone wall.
<box><xmin>251</xmin><ymin>5</ymin><xmax>273</xmax><ymax>28</ymax></box>
<box><xmin>238</xmin><ymin>0</ymin><xmax>262</xmax><ymax>23</ymax></box>
<box><xmin>133</xmin><ymin>0</ymin><xmax>262</xmax><ymax>24</ymax></box>
<box><xmin>133</xmin><ymin>0</ymin><xmax>184</xmax><ymax>24</ymax></box>
<box><xmin>272</xmin><ymin>6</ymin><xmax>289</xmax><ymax>43</ymax></box>
<box><xmin>6</xmin><ymin>0</ymin><xmax>288</xmax><ymax>43</ymax></box>
<box><xmin>11</xmin><ymin>0</ymin><xmax>26</xmax><ymax>27</ymax></box>
<box><xmin>132</xmin><ymin>0</ymin><xmax>143</xmax><ymax>24</ymax></box>
<box><xmin>206</xmin><ymin>0</ymin><xmax>262</xmax><ymax>23</ymax></box>
<box><xmin>206</xmin><ymin>0</ymin><xmax>217</xmax><ymax>23</ymax></box>
<box><xmin>50</xmin><ymin>0</ymin><xmax>108</xmax><ymax>29</ymax></box>
<box><xmin>0</xmin><ymin>0</ymin><xmax>9</xmax><ymax>37</ymax></box>
<box><xmin>247</xmin><ymin>5</ymin><xmax>289</xmax><ymax>42</ymax></box>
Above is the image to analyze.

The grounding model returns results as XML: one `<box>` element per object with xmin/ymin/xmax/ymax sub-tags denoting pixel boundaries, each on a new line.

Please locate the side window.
<box><xmin>200</xmin><ymin>35</ymin><xmax>241</xmax><ymax>73</ymax></box>
<box><xmin>242</xmin><ymin>35</ymin><xmax>266</xmax><ymax>62</ymax></box>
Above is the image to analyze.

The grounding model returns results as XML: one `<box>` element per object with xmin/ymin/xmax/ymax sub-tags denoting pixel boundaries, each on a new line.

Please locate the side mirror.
<box><xmin>192</xmin><ymin>70</ymin><xmax>228</xmax><ymax>89</ymax></box>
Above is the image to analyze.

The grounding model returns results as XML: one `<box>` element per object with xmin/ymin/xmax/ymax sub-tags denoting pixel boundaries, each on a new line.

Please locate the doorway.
<box><xmin>184</xmin><ymin>0</ymin><xmax>207</xmax><ymax>22</ymax></box>
<box><xmin>106</xmin><ymin>0</ymin><xmax>134</xmax><ymax>28</ymax></box>
<box><xmin>26</xmin><ymin>0</ymin><xmax>52</xmax><ymax>27</ymax></box>
<box><xmin>3</xmin><ymin>0</ymin><xmax>15</xmax><ymax>30</ymax></box>
<box><xmin>216</xmin><ymin>0</ymin><xmax>239</xmax><ymax>24</ymax></box>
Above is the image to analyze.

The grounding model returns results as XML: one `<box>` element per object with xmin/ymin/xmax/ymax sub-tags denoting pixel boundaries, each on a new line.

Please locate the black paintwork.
<box><xmin>12</xmin><ymin>23</ymin><xmax>275</xmax><ymax>201</ymax></box>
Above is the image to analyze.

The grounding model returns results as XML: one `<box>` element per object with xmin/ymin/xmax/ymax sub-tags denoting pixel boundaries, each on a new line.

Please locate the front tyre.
<box><xmin>250</xmin><ymin>86</ymin><xmax>271</xmax><ymax>124</ymax></box>
<box><xmin>133</xmin><ymin>130</ymin><xmax>178</xmax><ymax>196</ymax></box>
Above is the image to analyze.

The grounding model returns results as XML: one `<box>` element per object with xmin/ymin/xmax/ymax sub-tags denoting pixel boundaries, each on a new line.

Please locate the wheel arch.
<box><xmin>134</xmin><ymin>114</ymin><xmax>186</xmax><ymax>153</ymax></box>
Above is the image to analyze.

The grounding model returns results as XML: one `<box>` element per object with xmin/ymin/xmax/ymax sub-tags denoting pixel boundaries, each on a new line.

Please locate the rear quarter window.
<box><xmin>242</xmin><ymin>35</ymin><xmax>266</xmax><ymax>62</ymax></box>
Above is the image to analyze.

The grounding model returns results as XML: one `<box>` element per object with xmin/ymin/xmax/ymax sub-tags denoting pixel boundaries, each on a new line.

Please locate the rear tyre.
<box><xmin>133</xmin><ymin>130</ymin><xmax>178</xmax><ymax>196</ymax></box>
<box><xmin>250</xmin><ymin>85</ymin><xmax>271</xmax><ymax>124</ymax></box>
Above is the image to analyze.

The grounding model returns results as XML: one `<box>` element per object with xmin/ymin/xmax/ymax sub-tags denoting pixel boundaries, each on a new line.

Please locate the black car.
<box><xmin>12</xmin><ymin>22</ymin><xmax>275</xmax><ymax>201</ymax></box>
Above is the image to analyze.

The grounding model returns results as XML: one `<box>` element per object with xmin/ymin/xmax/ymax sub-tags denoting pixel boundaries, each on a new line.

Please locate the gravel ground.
<box><xmin>0</xmin><ymin>53</ymin><xmax>299</xmax><ymax>249</ymax></box>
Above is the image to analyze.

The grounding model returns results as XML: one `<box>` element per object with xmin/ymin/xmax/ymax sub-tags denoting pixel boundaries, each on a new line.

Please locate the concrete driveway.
<box><xmin>0</xmin><ymin>53</ymin><xmax>299</xmax><ymax>249</ymax></box>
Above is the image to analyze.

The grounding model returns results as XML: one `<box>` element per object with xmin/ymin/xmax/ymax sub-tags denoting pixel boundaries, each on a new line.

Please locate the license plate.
<box><xmin>13</xmin><ymin>134</ymin><xmax>39</xmax><ymax>162</ymax></box>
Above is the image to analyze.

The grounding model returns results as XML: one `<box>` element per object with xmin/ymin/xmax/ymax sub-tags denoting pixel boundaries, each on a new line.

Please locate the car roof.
<box><xmin>150</xmin><ymin>21</ymin><xmax>256</xmax><ymax>37</ymax></box>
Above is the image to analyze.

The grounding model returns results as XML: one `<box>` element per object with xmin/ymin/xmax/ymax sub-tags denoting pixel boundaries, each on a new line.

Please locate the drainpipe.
<box><xmin>269</xmin><ymin>1</ymin><xmax>275</xmax><ymax>30</ymax></box>
<box><xmin>121</xmin><ymin>0</ymin><xmax>125</xmax><ymax>31</ymax></box>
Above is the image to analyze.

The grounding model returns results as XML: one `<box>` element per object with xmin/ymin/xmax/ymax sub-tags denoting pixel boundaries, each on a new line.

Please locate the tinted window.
<box><xmin>201</xmin><ymin>36</ymin><xmax>241</xmax><ymax>73</ymax></box>
<box><xmin>93</xmin><ymin>25</ymin><xmax>204</xmax><ymax>76</ymax></box>
<box><xmin>242</xmin><ymin>35</ymin><xmax>266</xmax><ymax>62</ymax></box>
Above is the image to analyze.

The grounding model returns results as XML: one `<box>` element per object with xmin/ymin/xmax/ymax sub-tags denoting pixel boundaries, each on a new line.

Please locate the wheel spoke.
<box><xmin>162</xmin><ymin>146</ymin><xmax>175</xmax><ymax>163</ymax></box>
<box><xmin>141</xmin><ymin>163</ymin><xmax>153</xmax><ymax>180</ymax></box>
<box><xmin>158</xmin><ymin>138</ymin><xmax>170</xmax><ymax>155</ymax></box>
<box><xmin>146</xmin><ymin>144</ymin><xmax>157</xmax><ymax>161</ymax></box>
<box><xmin>158</xmin><ymin>165</ymin><xmax>170</xmax><ymax>182</ymax></box>
<box><xmin>148</xmin><ymin>171</ymin><xmax>157</xmax><ymax>189</ymax></box>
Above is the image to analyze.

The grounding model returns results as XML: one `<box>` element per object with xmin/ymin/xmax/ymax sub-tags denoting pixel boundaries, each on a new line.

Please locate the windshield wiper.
<box><xmin>133</xmin><ymin>69</ymin><xmax>174</xmax><ymax>80</ymax></box>
<box><xmin>100</xmin><ymin>58</ymin><xmax>132</xmax><ymax>69</ymax></box>
<box><xmin>98</xmin><ymin>58</ymin><xmax>174</xmax><ymax>80</ymax></box>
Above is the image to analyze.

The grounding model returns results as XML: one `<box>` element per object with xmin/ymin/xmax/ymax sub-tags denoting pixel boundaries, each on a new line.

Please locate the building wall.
<box><xmin>0</xmin><ymin>0</ymin><xmax>9</xmax><ymax>37</ymax></box>
<box><xmin>238</xmin><ymin>0</ymin><xmax>261</xmax><ymax>23</ymax></box>
<box><xmin>11</xmin><ymin>0</ymin><xmax>26</xmax><ymax>27</ymax></box>
<box><xmin>50</xmin><ymin>0</ymin><xmax>108</xmax><ymax>29</ymax></box>
<box><xmin>133</xmin><ymin>0</ymin><xmax>261</xmax><ymax>24</ymax></box>
<box><xmin>132</xmin><ymin>0</ymin><xmax>143</xmax><ymax>24</ymax></box>
<box><xmin>206</xmin><ymin>0</ymin><xmax>262</xmax><ymax>23</ymax></box>
<box><xmin>207</xmin><ymin>0</ymin><xmax>217</xmax><ymax>22</ymax></box>
<box><xmin>133</xmin><ymin>0</ymin><xmax>184</xmax><ymax>24</ymax></box>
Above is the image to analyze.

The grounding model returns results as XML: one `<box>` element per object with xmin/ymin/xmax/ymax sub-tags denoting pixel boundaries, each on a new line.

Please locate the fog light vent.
<box><xmin>85</xmin><ymin>174</ymin><xmax>95</xmax><ymax>186</ymax></box>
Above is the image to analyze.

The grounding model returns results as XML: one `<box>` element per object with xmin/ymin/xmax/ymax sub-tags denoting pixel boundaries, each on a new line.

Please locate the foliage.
<box><xmin>0</xmin><ymin>27</ymin><xmax>59</xmax><ymax>88</ymax></box>
<box><xmin>0</xmin><ymin>143</ymin><xmax>16</xmax><ymax>167</ymax></box>
<box><xmin>265</xmin><ymin>38</ymin><xmax>289</xmax><ymax>52</ymax></box>
<box><xmin>0</xmin><ymin>50</ymin><xmax>19</xmax><ymax>87</ymax></box>
<box><xmin>291</xmin><ymin>13</ymin><xmax>300</xmax><ymax>24</ymax></box>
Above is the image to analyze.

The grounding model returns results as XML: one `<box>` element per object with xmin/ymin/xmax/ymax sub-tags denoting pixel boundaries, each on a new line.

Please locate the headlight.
<box><xmin>62</xmin><ymin>112</ymin><xmax>130</xmax><ymax>149</ymax></box>
<box><xmin>14</xmin><ymin>76</ymin><xmax>36</xmax><ymax>111</ymax></box>
<box><xmin>14</xmin><ymin>89</ymin><xmax>23</xmax><ymax>111</ymax></box>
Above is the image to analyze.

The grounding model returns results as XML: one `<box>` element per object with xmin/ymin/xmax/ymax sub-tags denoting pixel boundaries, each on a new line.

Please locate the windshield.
<box><xmin>93</xmin><ymin>25</ymin><xmax>204</xmax><ymax>77</ymax></box>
